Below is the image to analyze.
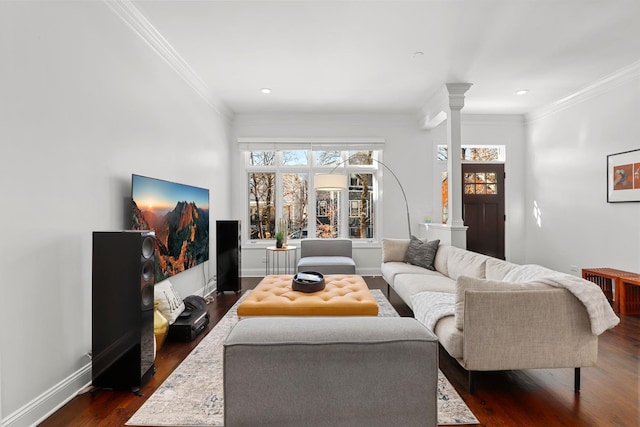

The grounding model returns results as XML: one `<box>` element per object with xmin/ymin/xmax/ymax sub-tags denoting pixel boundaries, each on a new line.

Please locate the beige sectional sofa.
<box><xmin>381</xmin><ymin>238</ymin><xmax>620</xmax><ymax>392</ymax></box>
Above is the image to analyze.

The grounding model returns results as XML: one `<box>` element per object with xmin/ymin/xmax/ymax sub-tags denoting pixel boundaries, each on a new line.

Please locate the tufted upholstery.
<box><xmin>237</xmin><ymin>274</ymin><xmax>378</xmax><ymax>316</ymax></box>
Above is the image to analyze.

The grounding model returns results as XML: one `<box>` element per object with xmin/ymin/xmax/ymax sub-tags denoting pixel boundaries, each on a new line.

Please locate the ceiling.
<box><xmin>131</xmin><ymin>0</ymin><xmax>640</xmax><ymax>116</ymax></box>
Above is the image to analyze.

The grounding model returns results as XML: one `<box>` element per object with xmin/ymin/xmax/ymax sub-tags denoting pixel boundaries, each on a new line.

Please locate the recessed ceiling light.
<box><xmin>412</xmin><ymin>51</ymin><xmax>424</xmax><ymax>59</ymax></box>
<box><xmin>261</xmin><ymin>88</ymin><xmax>272</xmax><ymax>94</ymax></box>
<box><xmin>516</xmin><ymin>89</ymin><xmax>528</xmax><ymax>95</ymax></box>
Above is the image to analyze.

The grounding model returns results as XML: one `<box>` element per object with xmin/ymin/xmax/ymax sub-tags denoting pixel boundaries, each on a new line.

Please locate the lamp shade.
<box><xmin>314</xmin><ymin>173</ymin><xmax>347</xmax><ymax>191</ymax></box>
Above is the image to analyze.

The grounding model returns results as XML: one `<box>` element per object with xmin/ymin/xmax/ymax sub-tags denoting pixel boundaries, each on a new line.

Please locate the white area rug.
<box><xmin>127</xmin><ymin>290</ymin><xmax>479</xmax><ymax>426</ymax></box>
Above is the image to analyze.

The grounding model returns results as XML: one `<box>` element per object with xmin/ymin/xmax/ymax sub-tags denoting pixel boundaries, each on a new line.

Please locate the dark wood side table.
<box><xmin>619</xmin><ymin>274</ymin><xmax>640</xmax><ymax>315</ymax></box>
<box><xmin>582</xmin><ymin>268</ymin><xmax>637</xmax><ymax>314</ymax></box>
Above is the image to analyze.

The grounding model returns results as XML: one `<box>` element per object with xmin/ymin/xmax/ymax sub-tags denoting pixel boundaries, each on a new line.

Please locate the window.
<box><xmin>245</xmin><ymin>149</ymin><xmax>380</xmax><ymax>241</ymax></box>
<box><xmin>282</xmin><ymin>172</ymin><xmax>308</xmax><ymax>239</ymax></box>
<box><xmin>348</xmin><ymin>172</ymin><xmax>373</xmax><ymax>238</ymax></box>
<box><xmin>248</xmin><ymin>172</ymin><xmax>275</xmax><ymax>239</ymax></box>
<box><xmin>437</xmin><ymin>145</ymin><xmax>505</xmax><ymax>162</ymax></box>
<box><xmin>464</xmin><ymin>172</ymin><xmax>498</xmax><ymax>194</ymax></box>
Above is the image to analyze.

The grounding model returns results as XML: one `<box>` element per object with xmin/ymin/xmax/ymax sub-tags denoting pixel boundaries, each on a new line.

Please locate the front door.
<box><xmin>462</xmin><ymin>164</ymin><xmax>505</xmax><ymax>259</ymax></box>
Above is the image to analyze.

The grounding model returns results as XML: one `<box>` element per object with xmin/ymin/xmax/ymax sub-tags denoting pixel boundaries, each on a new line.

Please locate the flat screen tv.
<box><xmin>131</xmin><ymin>174</ymin><xmax>209</xmax><ymax>281</ymax></box>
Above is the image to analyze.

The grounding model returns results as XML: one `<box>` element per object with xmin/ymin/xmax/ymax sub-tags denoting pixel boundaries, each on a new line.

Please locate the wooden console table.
<box><xmin>582</xmin><ymin>267</ymin><xmax>638</xmax><ymax>315</ymax></box>
<box><xmin>618</xmin><ymin>274</ymin><xmax>640</xmax><ymax>315</ymax></box>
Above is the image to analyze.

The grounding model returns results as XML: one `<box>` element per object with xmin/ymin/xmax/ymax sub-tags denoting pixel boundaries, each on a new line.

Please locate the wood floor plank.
<box><xmin>39</xmin><ymin>276</ymin><xmax>639</xmax><ymax>427</ymax></box>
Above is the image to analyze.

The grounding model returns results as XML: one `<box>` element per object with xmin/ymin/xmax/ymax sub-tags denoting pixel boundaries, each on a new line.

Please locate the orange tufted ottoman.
<box><xmin>237</xmin><ymin>274</ymin><xmax>379</xmax><ymax>316</ymax></box>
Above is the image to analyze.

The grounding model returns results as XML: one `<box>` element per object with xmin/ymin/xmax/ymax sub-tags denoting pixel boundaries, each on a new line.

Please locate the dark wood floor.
<box><xmin>40</xmin><ymin>276</ymin><xmax>639</xmax><ymax>427</ymax></box>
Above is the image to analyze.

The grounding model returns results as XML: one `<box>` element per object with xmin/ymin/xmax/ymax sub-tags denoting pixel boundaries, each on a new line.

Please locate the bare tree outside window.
<box><xmin>348</xmin><ymin>150</ymin><xmax>374</xmax><ymax>165</ymax></box>
<box><xmin>315</xmin><ymin>150</ymin><xmax>342</xmax><ymax>166</ymax></box>
<box><xmin>282</xmin><ymin>150</ymin><xmax>308</xmax><ymax>166</ymax></box>
<box><xmin>282</xmin><ymin>173</ymin><xmax>308</xmax><ymax>239</ymax></box>
<box><xmin>249</xmin><ymin>171</ymin><xmax>275</xmax><ymax>239</ymax></box>
<box><xmin>437</xmin><ymin>145</ymin><xmax>505</xmax><ymax>162</ymax></box>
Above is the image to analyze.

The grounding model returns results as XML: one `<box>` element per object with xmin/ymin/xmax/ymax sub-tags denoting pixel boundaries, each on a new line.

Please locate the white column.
<box><xmin>445</xmin><ymin>83</ymin><xmax>472</xmax><ymax>247</ymax></box>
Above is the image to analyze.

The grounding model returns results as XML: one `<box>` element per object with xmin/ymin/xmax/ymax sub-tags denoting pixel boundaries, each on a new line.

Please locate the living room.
<box><xmin>1</xmin><ymin>1</ymin><xmax>639</xmax><ymax>426</ymax></box>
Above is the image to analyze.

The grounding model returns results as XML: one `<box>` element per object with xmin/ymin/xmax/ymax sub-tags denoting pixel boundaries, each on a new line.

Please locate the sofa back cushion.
<box><xmin>485</xmin><ymin>258</ymin><xmax>520</xmax><ymax>281</ymax></box>
<box><xmin>301</xmin><ymin>239</ymin><xmax>352</xmax><ymax>258</ymax></box>
<box><xmin>454</xmin><ymin>275</ymin><xmax>552</xmax><ymax>330</ymax></box>
<box><xmin>433</xmin><ymin>244</ymin><xmax>450</xmax><ymax>276</ymax></box>
<box><xmin>381</xmin><ymin>238</ymin><xmax>410</xmax><ymax>263</ymax></box>
<box><xmin>446</xmin><ymin>246</ymin><xmax>489</xmax><ymax>280</ymax></box>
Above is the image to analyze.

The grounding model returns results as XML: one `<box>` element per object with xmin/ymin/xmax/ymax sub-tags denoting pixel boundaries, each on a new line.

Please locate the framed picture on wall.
<box><xmin>607</xmin><ymin>149</ymin><xmax>640</xmax><ymax>203</ymax></box>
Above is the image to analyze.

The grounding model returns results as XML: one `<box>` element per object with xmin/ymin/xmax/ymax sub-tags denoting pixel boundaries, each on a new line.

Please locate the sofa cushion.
<box><xmin>454</xmin><ymin>275</ymin><xmax>552</xmax><ymax>330</ymax></box>
<box><xmin>446</xmin><ymin>246</ymin><xmax>489</xmax><ymax>280</ymax></box>
<box><xmin>394</xmin><ymin>273</ymin><xmax>455</xmax><ymax>309</ymax></box>
<box><xmin>381</xmin><ymin>238</ymin><xmax>410</xmax><ymax>263</ymax></box>
<box><xmin>433</xmin><ymin>244</ymin><xmax>450</xmax><ymax>276</ymax></box>
<box><xmin>485</xmin><ymin>258</ymin><xmax>520</xmax><ymax>281</ymax></box>
<box><xmin>297</xmin><ymin>256</ymin><xmax>356</xmax><ymax>275</ymax></box>
<box><xmin>381</xmin><ymin>261</ymin><xmax>434</xmax><ymax>286</ymax></box>
<box><xmin>434</xmin><ymin>315</ymin><xmax>463</xmax><ymax>359</ymax></box>
<box><xmin>404</xmin><ymin>236</ymin><xmax>440</xmax><ymax>271</ymax></box>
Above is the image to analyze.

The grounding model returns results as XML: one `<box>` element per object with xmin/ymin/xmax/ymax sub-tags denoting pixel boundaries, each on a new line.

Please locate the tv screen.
<box><xmin>131</xmin><ymin>174</ymin><xmax>209</xmax><ymax>281</ymax></box>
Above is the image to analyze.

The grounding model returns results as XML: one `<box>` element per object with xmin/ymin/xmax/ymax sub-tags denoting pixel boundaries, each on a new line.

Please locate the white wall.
<box><xmin>524</xmin><ymin>66</ymin><xmax>640</xmax><ymax>273</ymax></box>
<box><xmin>0</xmin><ymin>2</ymin><xmax>230</xmax><ymax>425</ymax></box>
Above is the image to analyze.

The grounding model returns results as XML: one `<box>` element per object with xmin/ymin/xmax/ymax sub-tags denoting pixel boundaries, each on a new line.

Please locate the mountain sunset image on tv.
<box><xmin>131</xmin><ymin>174</ymin><xmax>209</xmax><ymax>281</ymax></box>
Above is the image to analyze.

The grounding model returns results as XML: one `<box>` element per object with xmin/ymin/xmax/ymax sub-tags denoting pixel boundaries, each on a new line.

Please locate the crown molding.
<box><xmin>103</xmin><ymin>0</ymin><xmax>233</xmax><ymax>120</ymax></box>
<box><xmin>461</xmin><ymin>114</ymin><xmax>525</xmax><ymax>126</ymax></box>
<box><xmin>527</xmin><ymin>60</ymin><xmax>640</xmax><ymax>123</ymax></box>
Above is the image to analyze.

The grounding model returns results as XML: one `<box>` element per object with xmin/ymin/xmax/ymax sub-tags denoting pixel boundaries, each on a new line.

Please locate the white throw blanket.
<box><xmin>410</xmin><ymin>291</ymin><xmax>455</xmax><ymax>331</ymax></box>
<box><xmin>504</xmin><ymin>265</ymin><xmax>620</xmax><ymax>335</ymax></box>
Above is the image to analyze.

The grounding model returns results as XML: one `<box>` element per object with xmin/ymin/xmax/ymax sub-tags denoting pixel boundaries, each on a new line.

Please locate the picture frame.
<box><xmin>607</xmin><ymin>149</ymin><xmax>640</xmax><ymax>203</ymax></box>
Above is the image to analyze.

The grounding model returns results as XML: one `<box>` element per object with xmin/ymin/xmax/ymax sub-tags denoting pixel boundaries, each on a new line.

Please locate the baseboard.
<box><xmin>2</xmin><ymin>363</ymin><xmax>91</xmax><ymax>427</ymax></box>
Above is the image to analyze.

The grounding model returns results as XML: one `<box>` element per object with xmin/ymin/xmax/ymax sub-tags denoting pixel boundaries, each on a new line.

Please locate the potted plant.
<box><xmin>275</xmin><ymin>231</ymin><xmax>285</xmax><ymax>248</ymax></box>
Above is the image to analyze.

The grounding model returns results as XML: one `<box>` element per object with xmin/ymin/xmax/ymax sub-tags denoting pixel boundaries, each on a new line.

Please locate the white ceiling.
<box><xmin>131</xmin><ymin>0</ymin><xmax>640</xmax><ymax>116</ymax></box>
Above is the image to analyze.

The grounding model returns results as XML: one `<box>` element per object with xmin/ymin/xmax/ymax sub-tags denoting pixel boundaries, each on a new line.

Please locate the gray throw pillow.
<box><xmin>404</xmin><ymin>236</ymin><xmax>440</xmax><ymax>271</ymax></box>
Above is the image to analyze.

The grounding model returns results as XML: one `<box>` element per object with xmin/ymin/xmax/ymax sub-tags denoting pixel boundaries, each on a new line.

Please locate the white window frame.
<box><xmin>239</xmin><ymin>138</ymin><xmax>385</xmax><ymax>245</ymax></box>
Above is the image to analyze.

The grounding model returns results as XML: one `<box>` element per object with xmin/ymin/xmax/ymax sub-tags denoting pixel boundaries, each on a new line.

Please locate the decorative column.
<box><xmin>445</xmin><ymin>83</ymin><xmax>472</xmax><ymax>248</ymax></box>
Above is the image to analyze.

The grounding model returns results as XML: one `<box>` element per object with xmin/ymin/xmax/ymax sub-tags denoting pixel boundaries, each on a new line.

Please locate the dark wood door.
<box><xmin>462</xmin><ymin>164</ymin><xmax>505</xmax><ymax>259</ymax></box>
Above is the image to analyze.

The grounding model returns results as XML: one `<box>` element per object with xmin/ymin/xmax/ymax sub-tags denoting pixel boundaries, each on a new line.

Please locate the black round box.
<box><xmin>292</xmin><ymin>271</ymin><xmax>325</xmax><ymax>293</ymax></box>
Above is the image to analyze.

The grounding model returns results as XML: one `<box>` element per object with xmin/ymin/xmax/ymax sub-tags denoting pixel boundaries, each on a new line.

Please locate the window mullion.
<box><xmin>275</xmin><ymin>170</ymin><xmax>282</xmax><ymax>224</ymax></box>
<box><xmin>308</xmin><ymin>168</ymin><xmax>317</xmax><ymax>241</ymax></box>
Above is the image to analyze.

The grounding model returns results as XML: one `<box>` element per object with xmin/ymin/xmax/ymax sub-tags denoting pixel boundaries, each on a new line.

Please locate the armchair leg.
<box><xmin>468</xmin><ymin>370</ymin><xmax>475</xmax><ymax>394</ymax></box>
<box><xmin>574</xmin><ymin>367</ymin><xmax>581</xmax><ymax>392</ymax></box>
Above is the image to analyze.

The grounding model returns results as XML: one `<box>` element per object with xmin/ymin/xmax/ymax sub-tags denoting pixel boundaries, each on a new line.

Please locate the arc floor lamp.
<box><xmin>314</xmin><ymin>155</ymin><xmax>412</xmax><ymax>238</ymax></box>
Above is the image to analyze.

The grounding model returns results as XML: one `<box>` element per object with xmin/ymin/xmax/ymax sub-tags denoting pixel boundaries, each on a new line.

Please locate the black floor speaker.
<box><xmin>216</xmin><ymin>220</ymin><xmax>241</xmax><ymax>293</ymax></box>
<box><xmin>91</xmin><ymin>230</ymin><xmax>156</xmax><ymax>391</ymax></box>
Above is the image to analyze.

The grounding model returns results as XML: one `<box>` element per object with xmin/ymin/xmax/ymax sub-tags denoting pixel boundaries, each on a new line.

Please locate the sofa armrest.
<box><xmin>462</xmin><ymin>289</ymin><xmax>598</xmax><ymax>371</ymax></box>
